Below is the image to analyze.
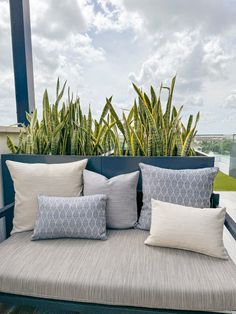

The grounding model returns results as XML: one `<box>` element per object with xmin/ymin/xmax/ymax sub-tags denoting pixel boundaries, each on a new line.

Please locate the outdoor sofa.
<box><xmin>0</xmin><ymin>154</ymin><xmax>235</xmax><ymax>314</ymax></box>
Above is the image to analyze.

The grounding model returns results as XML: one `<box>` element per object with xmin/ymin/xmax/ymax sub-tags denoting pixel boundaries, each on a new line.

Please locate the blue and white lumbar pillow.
<box><xmin>137</xmin><ymin>163</ymin><xmax>219</xmax><ymax>230</ymax></box>
<box><xmin>32</xmin><ymin>194</ymin><xmax>107</xmax><ymax>240</ymax></box>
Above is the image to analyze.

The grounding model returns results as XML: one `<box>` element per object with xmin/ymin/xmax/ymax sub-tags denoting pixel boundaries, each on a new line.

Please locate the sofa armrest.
<box><xmin>0</xmin><ymin>203</ymin><xmax>14</xmax><ymax>219</ymax></box>
<box><xmin>225</xmin><ymin>213</ymin><xmax>236</xmax><ymax>241</ymax></box>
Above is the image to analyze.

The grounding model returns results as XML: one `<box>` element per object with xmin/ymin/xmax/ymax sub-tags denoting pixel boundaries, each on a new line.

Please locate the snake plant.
<box><xmin>7</xmin><ymin>77</ymin><xmax>199</xmax><ymax>156</ymax></box>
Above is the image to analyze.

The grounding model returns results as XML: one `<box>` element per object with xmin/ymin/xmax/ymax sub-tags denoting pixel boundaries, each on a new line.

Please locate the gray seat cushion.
<box><xmin>0</xmin><ymin>230</ymin><xmax>235</xmax><ymax>312</ymax></box>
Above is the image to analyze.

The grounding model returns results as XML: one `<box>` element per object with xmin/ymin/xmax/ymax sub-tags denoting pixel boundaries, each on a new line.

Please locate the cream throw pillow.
<box><xmin>145</xmin><ymin>199</ymin><xmax>227</xmax><ymax>259</ymax></box>
<box><xmin>6</xmin><ymin>159</ymin><xmax>88</xmax><ymax>234</ymax></box>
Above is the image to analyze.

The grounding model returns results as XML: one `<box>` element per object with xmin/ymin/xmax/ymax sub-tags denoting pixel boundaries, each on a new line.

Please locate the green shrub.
<box><xmin>7</xmin><ymin>77</ymin><xmax>199</xmax><ymax>156</ymax></box>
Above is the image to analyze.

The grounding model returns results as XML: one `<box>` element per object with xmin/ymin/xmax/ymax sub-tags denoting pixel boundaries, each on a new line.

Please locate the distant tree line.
<box><xmin>199</xmin><ymin>139</ymin><xmax>233</xmax><ymax>155</ymax></box>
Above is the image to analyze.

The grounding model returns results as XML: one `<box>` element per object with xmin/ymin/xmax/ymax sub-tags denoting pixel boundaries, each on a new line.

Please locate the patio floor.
<box><xmin>219</xmin><ymin>191</ymin><xmax>236</xmax><ymax>221</ymax></box>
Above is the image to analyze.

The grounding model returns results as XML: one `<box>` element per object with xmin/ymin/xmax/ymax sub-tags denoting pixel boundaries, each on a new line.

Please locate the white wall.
<box><xmin>0</xmin><ymin>126</ymin><xmax>21</xmax><ymax>241</ymax></box>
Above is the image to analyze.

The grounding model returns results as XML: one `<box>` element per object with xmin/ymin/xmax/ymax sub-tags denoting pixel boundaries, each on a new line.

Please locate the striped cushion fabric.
<box><xmin>0</xmin><ymin>230</ymin><xmax>235</xmax><ymax>311</ymax></box>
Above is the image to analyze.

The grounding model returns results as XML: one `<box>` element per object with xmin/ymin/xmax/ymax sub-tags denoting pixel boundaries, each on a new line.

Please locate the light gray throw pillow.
<box><xmin>83</xmin><ymin>170</ymin><xmax>139</xmax><ymax>229</ymax></box>
<box><xmin>137</xmin><ymin>163</ymin><xmax>219</xmax><ymax>230</ymax></box>
<box><xmin>32</xmin><ymin>195</ymin><xmax>107</xmax><ymax>240</ymax></box>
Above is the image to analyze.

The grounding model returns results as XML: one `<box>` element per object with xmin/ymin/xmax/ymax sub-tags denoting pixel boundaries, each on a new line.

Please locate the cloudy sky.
<box><xmin>0</xmin><ymin>0</ymin><xmax>236</xmax><ymax>133</ymax></box>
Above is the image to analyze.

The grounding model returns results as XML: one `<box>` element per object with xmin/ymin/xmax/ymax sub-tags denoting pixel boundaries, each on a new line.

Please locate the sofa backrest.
<box><xmin>1</xmin><ymin>154</ymin><xmax>218</xmax><ymax>236</ymax></box>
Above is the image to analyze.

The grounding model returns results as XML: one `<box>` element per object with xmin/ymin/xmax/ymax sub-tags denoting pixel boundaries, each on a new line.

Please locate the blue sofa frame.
<box><xmin>0</xmin><ymin>154</ymin><xmax>235</xmax><ymax>314</ymax></box>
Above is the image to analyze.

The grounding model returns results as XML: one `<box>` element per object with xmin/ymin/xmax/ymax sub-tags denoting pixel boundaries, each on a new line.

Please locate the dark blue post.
<box><xmin>9</xmin><ymin>0</ymin><xmax>35</xmax><ymax>125</ymax></box>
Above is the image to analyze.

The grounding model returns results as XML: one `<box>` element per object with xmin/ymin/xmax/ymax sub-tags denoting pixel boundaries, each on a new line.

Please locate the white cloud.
<box><xmin>31</xmin><ymin>32</ymin><xmax>106</xmax><ymax>114</ymax></box>
<box><xmin>29</xmin><ymin>0</ymin><xmax>146</xmax><ymax>117</ymax></box>
<box><xmin>129</xmin><ymin>30</ymin><xmax>200</xmax><ymax>87</ymax></box>
<box><xmin>202</xmin><ymin>37</ymin><xmax>233</xmax><ymax>79</ymax></box>
<box><xmin>78</xmin><ymin>0</ymin><xmax>143</xmax><ymax>33</ymax></box>
<box><xmin>198</xmin><ymin>111</ymin><xmax>216</xmax><ymax>125</ymax></box>
<box><xmin>224</xmin><ymin>90</ymin><xmax>236</xmax><ymax>109</ymax></box>
<box><xmin>182</xmin><ymin>95</ymin><xmax>204</xmax><ymax>109</ymax></box>
<box><xmin>123</xmin><ymin>0</ymin><xmax>236</xmax><ymax>35</ymax></box>
<box><xmin>0</xmin><ymin>0</ymin><xmax>236</xmax><ymax>134</ymax></box>
<box><xmin>123</xmin><ymin>0</ymin><xmax>235</xmax><ymax>135</ymax></box>
<box><xmin>129</xmin><ymin>30</ymin><xmax>232</xmax><ymax>90</ymax></box>
<box><xmin>127</xmin><ymin>26</ymin><xmax>234</xmax><ymax>129</ymax></box>
<box><xmin>30</xmin><ymin>0</ymin><xmax>87</xmax><ymax>40</ymax></box>
<box><xmin>0</xmin><ymin>0</ymin><xmax>17</xmax><ymax>125</ymax></box>
<box><xmin>30</xmin><ymin>1</ymin><xmax>107</xmax><ymax>113</ymax></box>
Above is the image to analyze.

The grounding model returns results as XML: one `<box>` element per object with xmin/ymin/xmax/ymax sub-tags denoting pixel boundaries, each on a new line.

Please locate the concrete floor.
<box><xmin>218</xmin><ymin>192</ymin><xmax>236</xmax><ymax>266</ymax></box>
<box><xmin>219</xmin><ymin>192</ymin><xmax>236</xmax><ymax>221</ymax></box>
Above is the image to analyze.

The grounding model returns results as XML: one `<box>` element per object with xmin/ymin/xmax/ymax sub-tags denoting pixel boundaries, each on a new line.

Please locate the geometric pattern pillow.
<box><xmin>137</xmin><ymin>163</ymin><xmax>219</xmax><ymax>230</ymax></box>
<box><xmin>32</xmin><ymin>195</ymin><xmax>107</xmax><ymax>241</ymax></box>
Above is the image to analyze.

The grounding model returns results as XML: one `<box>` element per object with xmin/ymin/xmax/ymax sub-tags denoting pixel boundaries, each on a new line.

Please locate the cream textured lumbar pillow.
<box><xmin>6</xmin><ymin>159</ymin><xmax>88</xmax><ymax>234</ymax></box>
<box><xmin>145</xmin><ymin>199</ymin><xmax>227</xmax><ymax>259</ymax></box>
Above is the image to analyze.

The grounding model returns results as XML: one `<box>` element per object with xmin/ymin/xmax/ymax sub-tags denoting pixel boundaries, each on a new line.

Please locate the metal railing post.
<box><xmin>9</xmin><ymin>0</ymin><xmax>35</xmax><ymax>125</ymax></box>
